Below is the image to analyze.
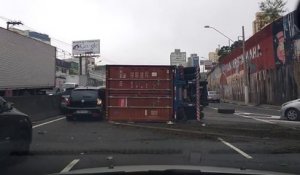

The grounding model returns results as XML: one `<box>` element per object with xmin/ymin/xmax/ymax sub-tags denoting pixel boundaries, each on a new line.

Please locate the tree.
<box><xmin>259</xmin><ymin>0</ymin><xmax>287</xmax><ymax>23</ymax></box>
<box><xmin>217</xmin><ymin>46</ymin><xmax>231</xmax><ymax>57</ymax></box>
<box><xmin>230</xmin><ymin>40</ymin><xmax>243</xmax><ymax>50</ymax></box>
<box><xmin>217</xmin><ymin>46</ymin><xmax>232</xmax><ymax>62</ymax></box>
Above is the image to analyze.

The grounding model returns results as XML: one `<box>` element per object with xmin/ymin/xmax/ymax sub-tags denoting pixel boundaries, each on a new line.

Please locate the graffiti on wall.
<box><xmin>207</xmin><ymin>10</ymin><xmax>300</xmax><ymax>104</ymax></box>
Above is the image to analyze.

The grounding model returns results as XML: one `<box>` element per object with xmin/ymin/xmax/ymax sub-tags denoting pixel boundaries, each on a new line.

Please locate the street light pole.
<box><xmin>242</xmin><ymin>26</ymin><xmax>249</xmax><ymax>104</ymax></box>
<box><xmin>205</xmin><ymin>25</ymin><xmax>249</xmax><ymax>104</ymax></box>
<box><xmin>204</xmin><ymin>25</ymin><xmax>234</xmax><ymax>47</ymax></box>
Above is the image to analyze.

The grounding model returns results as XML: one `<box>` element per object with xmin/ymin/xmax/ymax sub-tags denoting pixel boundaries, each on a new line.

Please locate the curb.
<box><xmin>111</xmin><ymin>122</ymin><xmax>260</xmax><ymax>140</ymax></box>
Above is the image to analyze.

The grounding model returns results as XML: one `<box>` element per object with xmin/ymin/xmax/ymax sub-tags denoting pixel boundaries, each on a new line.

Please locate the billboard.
<box><xmin>204</xmin><ymin>60</ymin><xmax>212</xmax><ymax>66</ymax></box>
<box><xmin>200</xmin><ymin>60</ymin><xmax>212</xmax><ymax>66</ymax></box>
<box><xmin>72</xmin><ymin>40</ymin><xmax>100</xmax><ymax>55</ymax></box>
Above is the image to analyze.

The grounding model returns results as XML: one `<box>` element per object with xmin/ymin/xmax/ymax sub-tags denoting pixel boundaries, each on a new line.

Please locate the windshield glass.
<box><xmin>1</xmin><ymin>0</ymin><xmax>300</xmax><ymax>175</ymax></box>
<box><xmin>71</xmin><ymin>90</ymin><xmax>98</xmax><ymax>100</ymax></box>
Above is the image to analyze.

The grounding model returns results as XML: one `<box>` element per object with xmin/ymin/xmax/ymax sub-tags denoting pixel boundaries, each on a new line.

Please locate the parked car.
<box><xmin>62</xmin><ymin>82</ymin><xmax>78</xmax><ymax>92</ymax></box>
<box><xmin>45</xmin><ymin>87</ymin><xmax>61</xmax><ymax>96</ymax></box>
<box><xmin>280</xmin><ymin>98</ymin><xmax>300</xmax><ymax>121</ymax></box>
<box><xmin>207</xmin><ymin>91</ymin><xmax>220</xmax><ymax>103</ymax></box>
<box><xmin>65</xmin><ymin>86</ymin><xmax>105</xmax><ymax>121</ymax></box>
<box><xmin>0</xmin><ymin>97</ymin><xmax>32</xmax><ymax>160</ymax></box>
<box><xmin>60</xmin><ymin>87</ymin><xmax>75</xmax><ymax>114</ymax></box>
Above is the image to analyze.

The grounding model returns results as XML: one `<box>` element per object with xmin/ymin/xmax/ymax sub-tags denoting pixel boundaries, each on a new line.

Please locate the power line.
<box><xmin>0</xmin><ymin>15</ymin><xmax>72</xmax><ymax>48</ymax></box>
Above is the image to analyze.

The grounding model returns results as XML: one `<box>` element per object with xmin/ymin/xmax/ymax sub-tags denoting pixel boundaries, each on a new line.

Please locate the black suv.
<box><xmin>0</xmin><ymin>97</ymin><xmax>32</xmax><ymax>160</ymax></box>
<box><xmin>65</xmin><ymin>87</ymin><xmax>105</xmax><ymax>121</ymax></box>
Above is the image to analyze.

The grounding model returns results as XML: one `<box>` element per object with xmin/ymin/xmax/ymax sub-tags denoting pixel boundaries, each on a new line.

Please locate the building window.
<box><xmin>62</xmin><ymin>68</ymin><xmax>66</xmax><ymax>73</ymax></box>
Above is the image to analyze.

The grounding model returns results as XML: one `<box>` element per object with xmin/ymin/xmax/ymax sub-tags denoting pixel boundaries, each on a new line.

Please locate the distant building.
<box><xmin>9</xmin><ymin>27</ymin><xmax>51</xmax><ymax>44</ymax></box>
<box><xmin>208</xmin><ymin>49</ymin><xmax>219</xmax><ymax>63</ymax></box>
<box><xmin>170</xmin><ymin>49</ymin><xmax>186</xmax><ymax>66</ymax></box>
<box><xmin>55</xmin><ymin>58</ymin><xmax>71</xmax><ymax>89</ymax></box>
<box><xmin>89</xmin><ymin>65</ymin><xmax>106</xmax><ymax>86</ymax></box>
<box><xmin>64</xmin><ymin>57</ymin><xmax>95</xmax><ymax>75</ymax></box>
<box><xmin>187</xmin><ymin>54</ymin><xmax>200</xmax><ymax>67</ymax></box>
<box><xmin>252</xmin><ymin>12</ymin><xmax>269</xmax><ymax>34</ymax></box>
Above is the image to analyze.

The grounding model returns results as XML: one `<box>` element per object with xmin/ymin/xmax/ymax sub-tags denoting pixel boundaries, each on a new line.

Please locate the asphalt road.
<box><xmin>1</xmin><ymin>103</ymin><xmax>300</xmax><ymax>175</ymax></box>
<box><xmin>208</xmin><ymin>102</ymin><xmax>300</xmax><ymax>129</ymax></box>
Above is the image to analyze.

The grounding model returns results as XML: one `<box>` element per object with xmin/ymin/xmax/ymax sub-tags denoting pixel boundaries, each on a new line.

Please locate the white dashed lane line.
<box><xmin>60</xmin><ymin>159</ymin><xmax>80</xmax><ymax>173</ymax></box>
<box><xmin>33</xmin><ymin>116</ymin><xmax>65</xmax><ymax>128</ymax></box>
<box><xmin>218</xmin><ymin>137</ymin><xmax>253</xmax><ymax>159</ymax></box>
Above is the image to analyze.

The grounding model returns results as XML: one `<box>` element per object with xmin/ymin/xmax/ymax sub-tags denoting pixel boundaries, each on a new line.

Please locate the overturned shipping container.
<box><xmin>106</xmin><ymin>65</ymin><xmax>174</xmax><ymax>122</ymax></box>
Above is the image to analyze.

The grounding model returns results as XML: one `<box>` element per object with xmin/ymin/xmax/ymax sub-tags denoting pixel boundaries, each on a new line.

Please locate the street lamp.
<box><xmin>204</xmin><ymin>25</ymin><xmax>234</xmax><ymax>46</ymax></box>
<box><xmin>205</xmin><ymin>25</ymin><xmax>249</xmax><ymax>104</ymax></box>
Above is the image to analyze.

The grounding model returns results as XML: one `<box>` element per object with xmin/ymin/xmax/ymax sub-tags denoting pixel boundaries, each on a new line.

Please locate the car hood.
<box><xmin>12</xmin><ymin>107</ymin><xmax>29</xmax><ymax>117</ymax></box>
<box><xmin>53</xmin><ymin>165</ymin><xmax>295</xmax><ymax>175</ymax></box>
<box><xmin>282</xmin><ymin>99</ymin><xmax>300</xmax><ymax>107</ymax></box>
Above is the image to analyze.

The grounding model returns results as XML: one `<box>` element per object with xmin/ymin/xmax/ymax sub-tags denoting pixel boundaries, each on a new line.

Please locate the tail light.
<box><xmin>65</xmin><ymin>97</ymin><xmax>70</xmax><ymax>106</ymax></box>
<box><xmin>97</xmin><ymin>98</ymin><xmax>102</xmax><ymax>106</ymax></box>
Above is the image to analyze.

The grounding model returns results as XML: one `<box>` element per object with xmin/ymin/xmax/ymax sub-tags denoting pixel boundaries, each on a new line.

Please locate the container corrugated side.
<box><xmin>106</xmin><ymin>65</ymin><xmax>174</xmax><ymax>122</ymax></box>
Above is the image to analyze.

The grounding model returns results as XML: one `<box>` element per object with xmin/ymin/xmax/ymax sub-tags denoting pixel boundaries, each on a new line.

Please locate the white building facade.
<box><xmin>170</xmin><ymin>49</ymin><xmax>186</xmax><ymax>66</ymax></box>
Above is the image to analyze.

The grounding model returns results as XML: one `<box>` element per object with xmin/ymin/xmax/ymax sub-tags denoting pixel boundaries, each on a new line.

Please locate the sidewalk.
<box><xmin>222</xmin><ymin>99</ymin><xmax>281</xmax><ymax>110</ymax></box>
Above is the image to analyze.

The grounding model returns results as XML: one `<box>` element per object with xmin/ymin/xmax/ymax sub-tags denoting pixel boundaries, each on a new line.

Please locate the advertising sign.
<box><xmin>200</xmin><ymin>60</ymin><xmax>212</xmax><ymax>66</ymax></box>
<box><xmin>205</xmin><ymin>65</ymin><xmax>212</xmax><ymax>70</ymax></box>
<box><xmin>204</xmin><ymin>60</ymin><xmax>213</xmax><ymax>66</ymax></box>
<box><xmin>272</xmin><ymin>18</ymin><xmax>286</xmax><ymax>65</ymax></box>
<box><xmin>72</xmin><ymin>40</ymin><xmax>100</xmax><ymax>55</ymax></box>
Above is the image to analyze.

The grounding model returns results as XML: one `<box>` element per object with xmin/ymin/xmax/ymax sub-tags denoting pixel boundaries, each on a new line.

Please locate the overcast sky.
<box><xmin>0</xmin><ymin>0</ymin><xmax>298</xmax><ymax>65</ymax></box>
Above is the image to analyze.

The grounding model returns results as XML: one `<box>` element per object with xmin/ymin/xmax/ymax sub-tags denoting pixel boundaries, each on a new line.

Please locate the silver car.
<box><xmin>280</xmin><ymin>98</ymin><xmax>300</xmax><ymax>121</ymax></box>
<box><xmin>207</xmin><ymin>91</ymin><xmax>220</xmax><ymax>103</ymax></box>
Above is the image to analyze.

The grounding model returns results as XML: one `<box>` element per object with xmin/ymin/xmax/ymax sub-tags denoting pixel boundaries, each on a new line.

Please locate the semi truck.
<box><xmin>0</xmin><ymin>27</ymin><xmax>56</xmax><ymax>96</ymax></box>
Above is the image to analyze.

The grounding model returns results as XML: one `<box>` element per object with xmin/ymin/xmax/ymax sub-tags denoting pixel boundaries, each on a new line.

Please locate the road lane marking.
<box><xmin>234</xmin><ymin>113</ymin><xmax>275</xmax><ymax>124</ymax></box>
<box><xmin>33</xmin><ymin>116</ymin><xmax>65</xmax><ymax>128</ymax></box>
<box><xmin>207</xmin><ymin>106</ymin><xmax>218</xmax><ymax>110</ymax></box>
<box><xmin>270</xmin><ymin>115</ymin><xmax>281</xmax><ymax>119</ymax></box>
<box><xmin>60</xmin><ymin>159</ymin><xmax>80</xmax><ymax>173</ymax></box>
<box><xmin>218</xmin><ymin>137</ymin><xmax>253</xmax><ymax>159</ymax></box>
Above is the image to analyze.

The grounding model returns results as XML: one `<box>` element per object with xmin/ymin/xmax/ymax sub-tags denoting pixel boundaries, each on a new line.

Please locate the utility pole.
<box><xmin>79</xmin><ymin>54</ymin><xmax>82</xmax><ymax>75</ymax></box>
<box><xmin>242</xmin><ymin>26</ymin><xmax>249</xmax><ymax>104</ymax></box>
<box><xmin>6</xmin><ymin>21</ymin><xmax>23</xmax><ymax>30</ymax></box>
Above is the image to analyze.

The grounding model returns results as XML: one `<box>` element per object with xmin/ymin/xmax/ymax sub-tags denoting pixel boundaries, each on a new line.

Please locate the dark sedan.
<box><xmin>0</xmin><ymin>97</ymin><xmax>32</xmax><ymax>160</ymax></box>
<box><xmin>65</xmin><ymin>87</ymin><xmax>105</xmax><ymax>121</ymax></box>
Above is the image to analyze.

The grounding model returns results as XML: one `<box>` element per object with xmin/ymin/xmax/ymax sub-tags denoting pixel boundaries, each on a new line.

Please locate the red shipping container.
<box><xmin>106</xmin><ymin>65</ymin><xmax>174</xmax><ymax>122</ymax></box>
<box><xmin>108</xmin><ymin>80</ymin><xmax>172</xmax><ymax>90</ymax></box>
<box><xmin>109</xmin><ymin>97</ymin><xmax>172</xmax><ymax>107</ymax></box>
<box><xmin>107</xmin><ymin>66</ymin><xmax>172</xmax><ymax>79</ymax></box>
<box><xmin>107</xmin><ymin>108</ymin><xmax>172</xmax><ymax>122</ymax></box>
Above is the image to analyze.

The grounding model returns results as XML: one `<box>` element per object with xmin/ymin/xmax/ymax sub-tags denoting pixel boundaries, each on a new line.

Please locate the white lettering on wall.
<box><xmin>223</xmin><ymin>44</ymin><xmax>262</xmax><ymax>73</ymax></box>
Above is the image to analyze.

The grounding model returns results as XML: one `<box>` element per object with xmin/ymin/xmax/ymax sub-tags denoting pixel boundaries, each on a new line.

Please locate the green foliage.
<box><xmin>217</xmin><ymin>46</ymin><xmax>231</xmax><ymax>62</ymax></box>
<box><xmin>259</xmin><ymin>0</ymin><xmax>286</xmax><ymax>22</ymax></box>
<box><xmin>230</xmin><ymin>40</ymin><xmax>243</xmax><ymax>50</ymax></box>
<box><xmin>217</xmin><ymin>46</ymin><xmax>231</xmax><ymax>57</ymax></box>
